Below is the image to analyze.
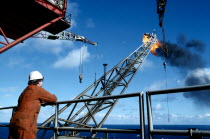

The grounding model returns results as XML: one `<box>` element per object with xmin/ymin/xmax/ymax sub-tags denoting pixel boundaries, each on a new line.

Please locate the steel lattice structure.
<box><xmin>32</xmin><ymin>31</ymin><xmax>98</xmax><ymax>46</ymax></box>
<box><xmin>38</xmin><ymin>32</ymin><xmax>158</xmax><ymax>138</ymax></box>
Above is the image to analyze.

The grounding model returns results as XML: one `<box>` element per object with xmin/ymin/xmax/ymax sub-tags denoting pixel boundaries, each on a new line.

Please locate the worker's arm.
<box><xmin>37</xmin><ymin>87</ymin><xmax>57</xmax><ymax>103</ymax></box>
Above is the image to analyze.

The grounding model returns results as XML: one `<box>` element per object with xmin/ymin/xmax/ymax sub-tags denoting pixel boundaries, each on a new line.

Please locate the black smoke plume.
<box><xmin>185</xmin><ymin>40</ymin><xmax>206</xmax><ymax>52</ymax></box>
<box><xmin>161</xmin><ymin>43</ymin><xmax>205</xmax><ymax>70</ymax></box>
<box><xmin>156</xmin><ymin>35</ymin><xmax>210</xmax><ymax>106</ymax></box>
<box><xmin>176</xmin><ymin>33</ymin><xmax>206</xmax><ymax>52</ymax></box>
<box><xmin>183</xmin><ymin>68</ymin><xmax>210</xmax><ymax>106</ymax></box>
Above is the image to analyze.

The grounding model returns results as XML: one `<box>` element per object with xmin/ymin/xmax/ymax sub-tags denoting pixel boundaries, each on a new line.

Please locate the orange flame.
<box><xmin>142</xmin><ymin>33</ymin><xmax>162</xmax><ymax>56</ymax></box>
<box><xmin>142</xmin><ymin>33</ymin><xmax>151</xmax><ymax>44</ymax></box>
<box><xmin>150</xmin><ymin>41</ymin><xmax>162</xmax><ymax>56</ymax></box>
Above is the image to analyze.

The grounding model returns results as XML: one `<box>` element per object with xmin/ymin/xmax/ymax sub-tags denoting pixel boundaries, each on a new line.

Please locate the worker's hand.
<box><xmin>41</xmin><ymin>102</ymin><xmax>56</xmax><ymax>107</ymax></box>
<box><xmin>42</xmin><ymin>103</ymin><xmax>47</xmax><ymax>107</ymax></box>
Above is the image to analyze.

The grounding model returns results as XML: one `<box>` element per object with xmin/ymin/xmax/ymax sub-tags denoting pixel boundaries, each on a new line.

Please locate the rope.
<box><xmin>79</xmin><ymin>43</ymin><xmax>85</xmax><ymax>83</ymax></box>
<box><xmin>94</xmin><ymin>45</ymin><xmax>100</xmax><ymax>84</ymax></box>
<box><xmin>161</xmin><ymin>24</ymin><xmax>170</xmax><ymax>123</ymax></box>
<box><xmin>164</xmin><ymin>66</ymin><xmax>170</xmax><ymax>122</ymax></box>
<box><xmin>158</xmin><ymin>1</ymin><xmax>170</xmax><ymax>122</ymax></box>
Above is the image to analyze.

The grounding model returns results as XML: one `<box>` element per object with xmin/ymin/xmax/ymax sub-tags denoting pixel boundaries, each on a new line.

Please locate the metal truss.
<box><xmin>32</xmin><ymin>31</ymin><xmax>98</xmax><ymax>46</ymax></box>
<box><xmin>38</xmin><ymin>32</ymin><xmax>158</xmax><ymax>138</ymax></box>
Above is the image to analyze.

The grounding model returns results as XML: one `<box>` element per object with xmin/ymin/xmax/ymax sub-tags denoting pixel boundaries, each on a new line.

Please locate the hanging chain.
<box><xmin>157</xmin><ymin>0</ymin><xmax>170</xmax><ymax>122</ymax></box>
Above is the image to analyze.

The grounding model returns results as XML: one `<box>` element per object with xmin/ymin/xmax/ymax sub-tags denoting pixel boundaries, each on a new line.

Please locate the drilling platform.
<box><xmin>0</xmin><ymin>0</ymin><xmax>210</xmax><ymax>139</ymax></box>
<box><xmin>0</xmin><ymin>0</ymin><xmax>71</xmax><ymax>53</ymax></box>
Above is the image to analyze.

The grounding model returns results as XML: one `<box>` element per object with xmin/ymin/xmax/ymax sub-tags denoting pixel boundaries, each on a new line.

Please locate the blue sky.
<box><xmin>1</xmin><ymin>0</ymin><xmax>210</xmax><ymax>125</ymax></box>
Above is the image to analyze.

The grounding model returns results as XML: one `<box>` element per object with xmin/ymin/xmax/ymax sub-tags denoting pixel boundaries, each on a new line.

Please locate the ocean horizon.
<box><xmin>1</xmin><ymin>123</ymin><xmax>210</xmax><ymax>139</ymax></box>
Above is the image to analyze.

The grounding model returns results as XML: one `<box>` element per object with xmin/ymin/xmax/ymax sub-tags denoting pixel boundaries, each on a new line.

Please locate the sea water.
<box><xmin>1</xmin><ymin>123</ymin><xmax>210</xmax><ymax>139</ymax></box>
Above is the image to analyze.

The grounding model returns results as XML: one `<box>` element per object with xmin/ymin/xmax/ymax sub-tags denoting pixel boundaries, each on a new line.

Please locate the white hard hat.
<box><xmin>29</xmin><ymin>71</ymin><xmax>44</xmax><ymax>81</ymax></box>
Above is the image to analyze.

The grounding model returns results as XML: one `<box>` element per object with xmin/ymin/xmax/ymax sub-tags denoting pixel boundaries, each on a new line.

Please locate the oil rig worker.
<box><xmin>9</xmin><ymin>71</ymin><xmax>57</xmax><ymax>139</ymax></box>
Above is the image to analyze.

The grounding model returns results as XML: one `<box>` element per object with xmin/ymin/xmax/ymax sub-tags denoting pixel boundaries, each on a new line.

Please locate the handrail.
<box><xmin>2</xmin><ymin>84</ymin><xmax>210</xmax><ymax>139</ymax></box>
<box><xmin>151</xmin><ymin>129</ymin><xmax>210</xmax><ymax>136</ymax></box>
<box><xmin>146</xmin><ymin>84</ymin><xmax>210</xmax><ymax>139</ymax></box>
<box><xmin>0</xmin><ymin>92</ymin><xmax>144</xmax><ymax>139</ymax></box>
<box><xmin>38</xmin><ymin>126</ymin><xmax>140</xmax><ymax>134</ymax></box>
<box><xmin>0</xmin><ymin>106</ymin><xmax>16</xmax><ymax>110</ymax></box>
<box><xmin>147</xmin><ymin>84</ymin><xmax>210</xmax><ymax>95</ymax></box>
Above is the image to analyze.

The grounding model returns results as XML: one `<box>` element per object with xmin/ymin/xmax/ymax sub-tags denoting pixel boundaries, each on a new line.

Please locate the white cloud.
<box><xmin>6</xmin><ymin>36</ymin><xmax>74</xmax><ymax>55</ymax></box>
<box><xmin>66</xmin><ymin>2</ymin><xmax>79</xmax><ymax>29</ymax></box>
<box><xmin>7</xmin><ymin>57</ymin><xmax>25</xmax><ymax>67</ymax></box>
<box><xmin>86</xmin><ymin>18</ymin><xmax>95</xmax><ymax>28</ymax></box>
<box><xmin>29</xmin><ymin>38</ymin><xmax>74</xmax><ymax>55</ymax></box>
<box><xmin>153</xmin><ymin>103</ymin><xmax>163</xmax><ymax>111</ymax></box>
<box><xmin>141</xmin><ymin>59</ymin><xmax>154</xmax><ymax>70</ymax></box>
<box><xmin>67</xmin><ymin>2</ymin><xmax>79</xmax><ymax>17</ymax></box>
<box><xmin>109</xmin><ymin>114</ymin><xmax>131</xmax><ymax>120</ymax></box>
<box><xmin>53</xmin><ymin>45</ymin><xmax>90</xmax><ymax>69</ymax></box>
<box><xmin>152</xmin><ymin>112</ymin><xmax>210</xmax><ymax>125</ymax></box>
<box><xmin>171</xmin><ymin>113</ymin><xmax>179</xmax><ymax>118</ymax></box>
<box><xmin>204</xmin><ymin>113</ymin><xmax>210</xmax><ymax>117</ymax></box>
<box><xmin>70</xmin><ymin>19</ymin><xmax>77</xmax><ymax>29</ymax></box>
<box><xmin>5</xmin><ymin>56</ymin><xmax>32</xmax><ymax>69</ymax></box>
<box><xmin>38</xmin><ymin>106</ymin><xmax>56</xmax><ymax>123</ymax></box>
<box><xmin>144</xmin><ymin>80</ymin><xmax>166</xmax><ymax>91</ymax></box>
<box><xmin>176</xmin><ymin>79</ymin><xmax>185</xmax><ymax>86</ymax></box>
<box><xmin>0</xmin><ymin>109</ymin><xmax>13</xmax><ymax>122</ymax></box>
<box><xmin>0</xmin><ymin>87</ymin><xmax>18</xmax><ymax>93</ymax></box>
<box><xmin>185</xmin><ymin>68</ymin><xmax>210</xmax><ymax>84</ymax></box>
<box><xmin>4</xmin><ymin>94</ymin><xmax>12</xmax><ymax>97</ymax></box>
<box><xmin>98</xmin><ymin>113</ymin><xmax>106</xmax><ymax>117</ymax></box>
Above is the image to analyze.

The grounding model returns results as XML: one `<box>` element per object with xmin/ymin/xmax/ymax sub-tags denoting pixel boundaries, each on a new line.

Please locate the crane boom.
<box><xmin>32</xmin><ymin>31</ymin><xmax>98</xmax><ymax>46</ymax></box>
<box><xmin>38</xmin><ymin>32</ymin><xmax>158</xmax><ymax>138</ymax></box>
<box><xmin>157</xmin><ymin>0</ymin><xmax>167</xmax><ymax>27</ymax></box>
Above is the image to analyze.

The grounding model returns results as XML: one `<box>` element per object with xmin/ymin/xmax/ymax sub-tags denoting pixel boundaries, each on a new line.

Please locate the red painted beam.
<box><xmin>35</xmin><ymin>0</ymin><xmax>66</xmax><ymax>16</ymax></box>
<box><xmin>0</xmin><ymin>16</ymin><xmax>62</xmax><ymax>54</ymax></box>
<box><xmin>0</xmin><ymin>27</ymin><xmax>10</xmax><ymax>44</ymax></box>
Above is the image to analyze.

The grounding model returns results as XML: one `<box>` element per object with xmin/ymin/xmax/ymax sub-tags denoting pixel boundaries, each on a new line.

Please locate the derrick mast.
<box><xmin>39</xmin><ymin>32</ymin><xmax>159</xmax><ymax>138</ymax></box>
